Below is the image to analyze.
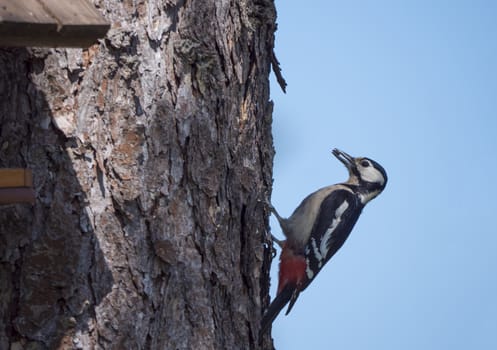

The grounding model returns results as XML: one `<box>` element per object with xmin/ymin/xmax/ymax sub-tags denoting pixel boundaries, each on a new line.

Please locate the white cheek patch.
<box><xmin>359</xmin><ymin>166</ymin><xmax>385</xmax><ymax>185</ymax></box>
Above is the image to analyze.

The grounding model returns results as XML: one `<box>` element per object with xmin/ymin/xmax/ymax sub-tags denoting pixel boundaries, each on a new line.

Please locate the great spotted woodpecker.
<box><xmin>260</xmin><ymin>148</ymin><xmax>387</xmax><ymax>335</ymax></box>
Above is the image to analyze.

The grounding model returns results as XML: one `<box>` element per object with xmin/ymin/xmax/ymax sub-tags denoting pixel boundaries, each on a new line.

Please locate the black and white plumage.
<box><xmin>260</xmin><ymin>148</ymin><xmax>387</xmax><ymax>336</ymax></box>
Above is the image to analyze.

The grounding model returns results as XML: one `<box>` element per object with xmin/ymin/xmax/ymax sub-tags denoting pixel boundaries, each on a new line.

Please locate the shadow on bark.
<box><xmin>0</xmin><ymin>48</ymin><xmax>113</xmax><ymax>349</ymax></box>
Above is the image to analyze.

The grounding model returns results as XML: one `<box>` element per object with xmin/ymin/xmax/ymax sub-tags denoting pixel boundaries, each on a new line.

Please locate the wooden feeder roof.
<box><xmin>0</xmin><ymin>0</ymin><xmax>110</xmax><ymax>47</ymax></box>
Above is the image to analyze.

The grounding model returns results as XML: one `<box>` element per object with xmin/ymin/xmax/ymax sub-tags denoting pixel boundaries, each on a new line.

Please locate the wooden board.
<box><xmin>0</xmin><ymin>188</ymin><xmax>36</xmax><ymax>204</ymax></box>
<box><xmin>0</xmin><ymin>169</ymin><xmax>35</xmax><ymax>204</ymax></box>
<box><xmin>0</xmin><ymin>168</ymin><xmax>33</xmax><ymax>188</ymax></box>
<box><xmin>0</xmin><ymin>0</ymin><xmax>110</xmax><ymax>47</ymax></box>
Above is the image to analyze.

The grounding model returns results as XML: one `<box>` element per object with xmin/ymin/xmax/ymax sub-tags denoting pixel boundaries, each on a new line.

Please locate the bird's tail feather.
<box><xmin>259</xmin><ymin>284</ymin><xmax>294</xmax><ymax>338</ymax></box>
<box><xmin>285</xmin><ymin>291</ymin><xmax>299</xmax><ymax>316</ymax></box>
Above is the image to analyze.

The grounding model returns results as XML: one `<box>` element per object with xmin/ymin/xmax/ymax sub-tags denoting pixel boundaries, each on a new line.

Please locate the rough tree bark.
<box><xmin>0</xmin><ymin>0</ymin><xmax>277</xmax><ymax>349</ymax></box>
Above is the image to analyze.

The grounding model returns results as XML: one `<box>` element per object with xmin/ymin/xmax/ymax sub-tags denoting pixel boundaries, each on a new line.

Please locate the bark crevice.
<box><xmin>1</xmin><ymin>0</ymin><xmax>278</xmax><ymax>348</ymax></box>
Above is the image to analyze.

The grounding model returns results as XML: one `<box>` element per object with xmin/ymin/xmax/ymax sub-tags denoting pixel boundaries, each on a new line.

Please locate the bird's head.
<box><xmin>332</xmin><ymin>148</ymin><xmax>388</xmax><ymax>204</ymax></box>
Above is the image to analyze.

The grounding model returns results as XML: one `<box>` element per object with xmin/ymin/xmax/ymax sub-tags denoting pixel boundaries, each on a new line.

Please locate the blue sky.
<box><xmin>268</xmin><ymin>1</ymin><xmax>497</xmax><ymax>349</ymax></box>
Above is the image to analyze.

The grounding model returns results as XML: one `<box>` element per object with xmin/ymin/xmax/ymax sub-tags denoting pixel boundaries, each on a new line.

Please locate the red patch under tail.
<box><xmin>277</xmin><ymin>242</ymin><xmax>307</xmax><ymax>294</ymax></box>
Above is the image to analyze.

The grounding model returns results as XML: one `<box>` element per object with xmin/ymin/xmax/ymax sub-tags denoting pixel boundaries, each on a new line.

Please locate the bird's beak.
<box><xmin>332</xmin><ymin>148</ymin><xmax>355</xmax><ymax>170</ymax></box>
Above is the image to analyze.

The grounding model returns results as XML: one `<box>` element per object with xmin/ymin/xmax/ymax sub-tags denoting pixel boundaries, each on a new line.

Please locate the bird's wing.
<box><xmin>304</xmin><ymin>189</ymin><xmax>363</xmax><ymax>285</ymax></box>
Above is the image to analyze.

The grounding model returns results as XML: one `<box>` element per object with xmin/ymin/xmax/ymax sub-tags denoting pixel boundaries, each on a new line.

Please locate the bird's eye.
<box><xmin>361</xmin><ymin>160</ymin><xmax>370</xmax><ymax>167</ymax></box>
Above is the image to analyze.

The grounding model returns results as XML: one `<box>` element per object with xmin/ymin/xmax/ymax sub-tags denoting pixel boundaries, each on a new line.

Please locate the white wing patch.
<box><xmin>310</xmin><ymin>237</ymin><xmax>323</xmax><ymax>267</ymax></box>
<box><xmin>305</xmin><ymin>257</ymin><xmax>314</xmax><ymax>279</ymax></box>
<box><xmin>312</xmin><ymin>200</ymin><xmax>349</xmax><ymax>266</ymax></box>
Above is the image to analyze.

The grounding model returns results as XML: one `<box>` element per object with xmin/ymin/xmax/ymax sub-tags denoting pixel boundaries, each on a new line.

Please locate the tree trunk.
<box><xmin>0</xmin><ymin>0</ymin><xmax>276</xmax><ymax>349</ymax></box>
